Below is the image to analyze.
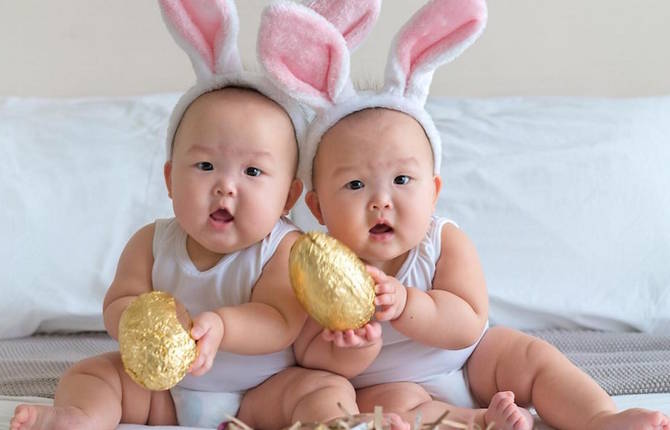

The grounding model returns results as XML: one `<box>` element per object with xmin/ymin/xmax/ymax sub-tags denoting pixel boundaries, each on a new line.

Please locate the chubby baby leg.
<box><xmin>237</xmin><ymin>366</ymin><xmax>358</xmax><ymax>429</ymax></box>
<box><xmin>466</xmin><ymin>326</ymin><xmax>670</xmax><ymax>430</ymax></box>
<box><xmin>356</xmin><ymin>381</ymin><xmax>483</xmax><ymax>428</ymax></box>
<box><xmin>10</xmin><ymin>352</ymin><xmax>176</xmax><ymax>430</ymax></box>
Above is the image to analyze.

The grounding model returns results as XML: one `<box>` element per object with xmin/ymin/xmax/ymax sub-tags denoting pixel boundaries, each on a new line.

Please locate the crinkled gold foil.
<box><xmin>118</xmin><ymin>291</ymin><xmax>197</xmax><ymax>391</ymax></box>
<box><xmin>289</xmin><ymin>232</ymin><xmax>375</xmax><ymax>331</ymax></box>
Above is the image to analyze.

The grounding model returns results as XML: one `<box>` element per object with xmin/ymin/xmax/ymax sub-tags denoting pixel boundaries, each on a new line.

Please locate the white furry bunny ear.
<box><xmin>385</xmin><ymin>0</ymin><xmax>487</xmax><ymax>105</ymax></box>
<box><xmin>159</xmin><ymin>0</ymin><xmax>242</xmax><ymax>81</ymax></box>
<box><xmin>305</xmin><ymin>0</ymin><xmax>381</xmax><ymax>52</ymax></box>
<box><xmin>258</xmin><ymin>1</ymin><xmax>354</xmax><ymax>111</ymax></box>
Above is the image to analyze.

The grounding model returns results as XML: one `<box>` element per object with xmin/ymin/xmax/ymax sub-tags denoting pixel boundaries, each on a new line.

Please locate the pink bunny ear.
<box><xmin>305</xmin><ymin>0</ymin><xmax>381</xmax><ymax>52</ymax></box>
<box><xmin>159</xmin><ymin>0</ymin><xmax>242</xmax><ymax>81</ymax></box>
<box><xmin>385</xmin><ymin>0</ymin><xmax>487</xmax><ymax>104</ymax></box>
<box><xmin>258</xmin><ymin>1</ymin><xmax>352</xmax><ymax>110</ymax></box>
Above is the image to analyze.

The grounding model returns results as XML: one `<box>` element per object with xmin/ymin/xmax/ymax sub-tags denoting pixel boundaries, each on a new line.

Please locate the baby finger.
<box><xmin>374</xmin><ymin>282</ymin><xmax>395</xmax><ymax>295</ymax></box>
<box><xmin>375</xmin><ymin>293</ymin><xmax>395</xmax><ymax>306</ymax></box>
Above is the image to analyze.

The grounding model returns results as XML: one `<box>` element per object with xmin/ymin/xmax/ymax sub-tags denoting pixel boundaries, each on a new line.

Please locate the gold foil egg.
<box><xmin>118</xmin><ymin>291</ymin><xmax>197</xmax><ymax>391</ymax></box>
<box><xmin>289</xmin><ymin>232</ymin><xmax>375</xmax><ymax>331</ymax></box>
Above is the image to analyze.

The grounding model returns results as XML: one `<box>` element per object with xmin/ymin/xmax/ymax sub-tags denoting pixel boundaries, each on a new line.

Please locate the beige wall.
<box><xmin>1</xmin><ymin>0</ymin><xmax>669</xmax><ymax>97</ymax></box>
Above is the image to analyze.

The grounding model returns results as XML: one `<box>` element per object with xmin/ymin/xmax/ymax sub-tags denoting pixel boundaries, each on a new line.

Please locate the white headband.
<box><xmin>159</xmin><ymin>0</ymin><xmax>307</xmax><ymax>160</ymax></box>
<box><xmin>258</xmin><ymin>0</ymin><xmax>487</xmax><ymax>190</ymax></box>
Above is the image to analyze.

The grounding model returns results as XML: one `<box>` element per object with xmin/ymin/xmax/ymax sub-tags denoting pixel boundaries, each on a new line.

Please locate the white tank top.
<box><xmin>152</xmin><ymin>216</ymin><xmax>299</xmax><ymax>392</ymax></box>
<box><xmin>350</xmin><ymin>216</ymin><xmax>483</xmax><ymax>388</ymax></box>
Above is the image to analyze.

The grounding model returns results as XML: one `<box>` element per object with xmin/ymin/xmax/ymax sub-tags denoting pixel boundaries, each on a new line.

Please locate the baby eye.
<box><xmin>394</xmin><ymin>175</ymin><xmax>410</xmax><ymax>185</ymax></box>
<box><xmin>245</xmin><ymin>167</ymin><xmax>262</xmax><ymax>177</ymax></box>
<box><xmin>196</xmin><ymin>162</ymin><xmax>214</xmax><ymax>171</ymax></box>
<box><xmin>345</xmin><ymin>180</ymin><xmax>364</xmax><ymax>190</ymax></box>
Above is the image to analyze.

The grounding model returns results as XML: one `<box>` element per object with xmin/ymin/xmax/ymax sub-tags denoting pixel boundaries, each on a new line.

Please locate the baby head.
<box><xmin>158</xmin><ymin>0</ymin><xmax>307</xmax><ymax>257</ymax></box>
<box><xmin>306</xmin><ymin>107</ymin><xmax>440</xmax><ymax>267</ymax></box>
<box><xmin>258</xmin><ymin>0</ymin><xmax>487</xmax><ymax>263</ymax></box>
<box><xmin>165</xmin><ymin>87</ymin><xmax>301</xmax><ymax>256</ymax></box>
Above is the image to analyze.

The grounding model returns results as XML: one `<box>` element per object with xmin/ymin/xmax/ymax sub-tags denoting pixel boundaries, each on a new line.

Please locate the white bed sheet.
<box><xmin>3</xmin><ymin>394</ymin><xmax>670</xmax><ymax>430</ymax></box>
<box><xmin>0</xmin><ymin>396</ymin><xmax>210</xmax><ymax>430</ymax></box>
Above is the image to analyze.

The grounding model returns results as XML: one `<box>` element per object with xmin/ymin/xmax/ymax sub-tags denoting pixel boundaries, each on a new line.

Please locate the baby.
<box><xmin>259</xmin><ymin>0</ymin><xmax>670</xmax><ymax>429</ymax></box>
<box><xmin>11</xmin><ymin>1</ymin><xmax>358</xmax><ymax>429</ymax></box>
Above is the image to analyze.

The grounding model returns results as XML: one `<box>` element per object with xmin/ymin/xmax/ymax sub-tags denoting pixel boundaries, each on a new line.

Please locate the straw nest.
<box><xmin>221</xmin><ymin>404</ymin><xmax>500</xmax><ymax>430</ymax></box>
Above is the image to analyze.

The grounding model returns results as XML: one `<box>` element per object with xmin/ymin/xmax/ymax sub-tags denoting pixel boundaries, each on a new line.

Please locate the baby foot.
<box><xmin>484</xmin><ymin>391</ymin><xmax>533</xmax><ymax>430</ymax></box>
<box><xmin>10</xmin><ymin>404</ymin><xmax>96</xmax><ymax>430</ymax></box>
<box><xmin>588</xmin><ymin>408</ymin><xmax>670</xmax><ymax>430</ymax></box>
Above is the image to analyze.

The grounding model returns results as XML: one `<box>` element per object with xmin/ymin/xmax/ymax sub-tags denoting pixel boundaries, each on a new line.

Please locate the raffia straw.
<box><xmin>330</xmin><ymin>419</ymin><xmax>348</xmax><ymax>429</ymax></box>
<box><xmin>287</xmin><ymin>421</ymin><xmax>302</xmax><ymax>430</ymax></box>
<box><xmin>412</xmin><ymin>411</ymin><xmax>423</xmax><ymax>430</ymax></box>
<box><xmin>222</xmin><ymin>404</ymin><xmax>484</xmax><ymax>430</ymax></box>
<box><xmin>337</xmin><ymin>402</ymin><xmax>353</xmax><ymax>418</ymax></box>
<box><xmin>426</xmin><ymin>410</ymin><xmax>449</xmax><ymax>430</ymax></box>
<box><xmin>374</xmin><ymin>406</ymin><xmax>383</xmax><ymax>430</ymax></box>
<box><xmin>225</xmin><ymin>415</ymin><xmax>254</xmax><ymax>430</ymax></box>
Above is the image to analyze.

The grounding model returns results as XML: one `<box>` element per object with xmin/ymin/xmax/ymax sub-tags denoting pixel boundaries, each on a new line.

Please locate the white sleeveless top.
<box><xmin>350</xmin><ymin>216</ymin><xmax>483</xmax><ymax>389</ymax></box>
<box><xmin>152</xmin><ymin>216</ymin><xmax>299</xmax><ymax>392</ymax></box>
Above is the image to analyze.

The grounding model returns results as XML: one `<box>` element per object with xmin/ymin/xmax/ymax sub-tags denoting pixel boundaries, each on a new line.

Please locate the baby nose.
<box><xmin>214</xmin><ymin>179</ymin><xmax>235</xmax><ymax>196</ymax></box>
<box><xmin>369</xmin><ymin>196</ymin><xmax>392</xmax><ymax>211</ymax></box>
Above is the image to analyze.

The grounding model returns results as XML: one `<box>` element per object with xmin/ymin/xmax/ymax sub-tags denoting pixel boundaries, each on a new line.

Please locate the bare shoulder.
<box><xmin>127</xmin><ymin>222</ymin><xmax>157</xmax><ymax>250</ymax></box>
<box><xmin>275</xmin><ymin>230</ymin><xmax>302</xmax><ymax>257</ymax></box>
<box><xmin>433</xmin><ymin>221</ymin><xmax>486</xmax><ymax>295</ymax></box>
<box><xmin>118</xmin><ymin>222</ymin><xmax>156</xmax><ymax>272</ymax></box>
<box><xmin>252</xmin><ymin>229</ymin><xmax>306</xmax><ymax>330</ymax></box>
<box><xmin>439</xmin><ymin>222</ymin><xmax>481</xmax><ymax>266</ymax></box>
<box><xmin>262</xmin><ymin>230</ymin><xmax>302</xmax><ymax>273</ymax></box>
<box><xmin>253</xmin><ymin>229</ymin><xmax>302</xmax><ymax>294</ymax></box>
<box><xmin>104</xmin><ymin>223</ymin><xmax>156</xmax><ymax>303</ymax></box>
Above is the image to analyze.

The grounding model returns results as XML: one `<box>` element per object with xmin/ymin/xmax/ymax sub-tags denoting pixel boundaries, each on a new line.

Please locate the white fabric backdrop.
<box><xmin>2</xmin><ymin>94</ymin><xmax>669</xmax><ymax>339</ymax></box>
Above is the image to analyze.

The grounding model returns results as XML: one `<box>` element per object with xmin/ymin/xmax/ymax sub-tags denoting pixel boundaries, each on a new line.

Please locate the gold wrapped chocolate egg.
<box><xmin>289</xmin><ymin>232</ymin><xmax>375</xmax><ymax>331</ymax></box>
<box><xmin>118</xmin><ymin>291</ymin><xmax>197</xmax><ymax>391</ymax></box>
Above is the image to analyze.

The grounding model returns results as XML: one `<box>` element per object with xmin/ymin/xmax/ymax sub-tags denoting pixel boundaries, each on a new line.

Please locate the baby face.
<box><xmin>166</xmin><ymin>88</ymin><xmax>300</xmax><ymax>262</ymax></box>
<box><xmin>307</xmin><ymin>108</ymin><xmax>440</xmax><ymax>273</ymax></box>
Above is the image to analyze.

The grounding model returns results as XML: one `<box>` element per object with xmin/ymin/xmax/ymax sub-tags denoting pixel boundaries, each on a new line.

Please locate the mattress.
<box><xmin>3</xmin><ymin>393</ymin><xmax>670</xmax><ymax>430</ymax></box>
<box><xmin>1</xmin><ymin>330</ymin><xmax>670</xmax><ymax>429</ymax></box>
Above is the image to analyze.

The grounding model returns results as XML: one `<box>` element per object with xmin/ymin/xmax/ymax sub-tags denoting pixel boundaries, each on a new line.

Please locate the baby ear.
<box><xmin>159</xmin><ymin>0</ymin><xmax>242</xmax><ymax>81</ymax></box>
<box><xmin>305</xmin><ymin>0</ymin><xmax>381</xmax><ymax>52</ymax></box>
<box><xmin>385</xmin><ymin>0</ymin><xmax>487</xmax><ymax>104</ymax></box>
<box><xmin>305</xmin><ymin>191</ymin><xmax>325</xmax><ymax>225</ymax></box>
<box><xmin>283</xmin><ymin>179</ymin><xmax>304</xmax><ymax>215</ymax></box>
<box><xmin>258</xmin><ymin>1</ymin><xmax>352</xmax><ymax>111</ymax></box>
<box><xmin>163</xmin><ymin>161</ymin><xmax>173</xmax><ymax>199</ymax></box>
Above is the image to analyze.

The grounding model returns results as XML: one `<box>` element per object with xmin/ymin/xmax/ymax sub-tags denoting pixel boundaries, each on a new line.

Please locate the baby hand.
<box><xmin>188</xmin><ymin>311</ymin><xmax>224</xmax><ymax>376</ymax></box>
<box><xmin>321</xmin><ymin>321</ymin><xmax>382</xmax><ymax>348</ymax></box>
<box><xmin>366</xmin><ymin>265</ymin><xmax>408</xmax><ymax>322</ymax></box>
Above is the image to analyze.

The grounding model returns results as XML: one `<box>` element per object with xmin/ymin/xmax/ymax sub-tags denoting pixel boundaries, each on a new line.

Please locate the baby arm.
<box><xmin>374</xmin><ymin>223</ymin><xmax>489</xmax><ymax>349</ymax></box>
<box><xmin>294</xmin><ymin>317</ymin><xmax>382</xmax><ymax>378</ymax></box>
<box><xmin>102</xmin><ymin>223</ymin><xmax>155</xmax><ymax>339</ymax></box>
<box><xmin>205</xmin><ymin>231</ymin><xmax>308</xmax><ymax>356</ymax></box>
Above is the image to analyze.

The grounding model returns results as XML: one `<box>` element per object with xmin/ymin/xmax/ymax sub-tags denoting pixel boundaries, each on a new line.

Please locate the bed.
<box><xmin>2</xmin><ymin>94</ymin><xmax>669</xmax><ymax>429</ymax></box>
<box><xmin>2</xmin><ymin>330</ymin><xmax>670</xmax><ymax>429</ymax></box>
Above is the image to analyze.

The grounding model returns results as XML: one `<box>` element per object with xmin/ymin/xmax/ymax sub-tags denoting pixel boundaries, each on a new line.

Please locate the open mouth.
<box><xmin>210</xmin><ymin>208</ymin><xmax>234</xmax><ymax>224</ymax></box>
<box><xmin>369</xmin><ymin>223</ymin><xmax>393</xmax><ymax>235</ymax></box>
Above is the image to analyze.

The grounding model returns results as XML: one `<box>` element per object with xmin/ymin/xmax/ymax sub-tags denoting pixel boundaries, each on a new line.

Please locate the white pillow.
<box><xmin>429</xmin><ymin>96</ymin><xmax>670</xmax><ymax>332</ymax></box>
<box><xmin>0</xmin><ymin>95</ymin><xmax>178</xmax><ymax>339</ymax></box>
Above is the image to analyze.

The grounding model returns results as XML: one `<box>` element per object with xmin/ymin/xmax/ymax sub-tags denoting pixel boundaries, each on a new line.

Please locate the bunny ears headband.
<box><xmin>158</xmin><ymin>0</ymin><xmax>307</xmax><ymax>159</ymax></box>
<box><xmin>258</xmin><ymin>0</ymin><xmax>487</xmax><ymax>190</ymax></box>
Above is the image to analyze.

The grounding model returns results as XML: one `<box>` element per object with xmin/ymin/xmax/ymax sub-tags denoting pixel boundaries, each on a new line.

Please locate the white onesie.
<box><xmin>350</xmin><ymin>216</ymin><xmax>488</xmax><ymax>408</ymax></box>
<box><xmin>152</xmin><ymin>216</ymin><xmax>299</xmax><ymax>428</ymax></box>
